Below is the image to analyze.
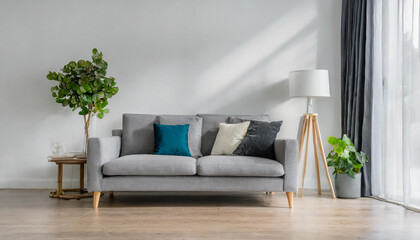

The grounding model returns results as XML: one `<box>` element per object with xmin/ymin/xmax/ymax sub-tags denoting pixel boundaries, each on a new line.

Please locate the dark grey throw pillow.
<box><xmin>233</xmin><ymin>120</ymin><xmax>282</xmax><ymax>159</ymax></box>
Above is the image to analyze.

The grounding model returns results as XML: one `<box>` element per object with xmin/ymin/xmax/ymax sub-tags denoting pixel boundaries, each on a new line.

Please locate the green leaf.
<box><xmin>341</xmin><ymin>149</ymin><xmax>350</xmax><ymax>159</ymax></box>
<box><xmin>46</xmin><ymin>72</ymin><xmax>54</xmax><ymax>80</ymax></box>
<box><xmin>353</xmin><ymin>164</ymin><xmax>363</xmax><ymax>169</ymax></box>
<box><xmin>81</xmin><ymin>94</ymin><xmax>92</xmax><ymax>103</ymax></box>
<box><xmin>78</xmin><ymin>108</ymin><xmax>89</xmax><ymax>115</ymax></box>
<box><xmin>327</xmin><ymin>151</ymin><xmax>334</xmax><ymax>160</ymax></box>
<box><xmin>334</xmin><ymin>145</ymin><xmax>344</xmax><ymax>154</ymax></box>
<box><xmin>80</xmin><ymin>94</ymin><xmax>88</xmax><ymax>102</ymax></box>
<box><xmin>103</xmin><ymin>108</ymin><xmax>109</xmax><ymax>113</ymax></box>
<box><xmin>97</xmin><ymin>91</ymin><xmax>105</xmax><ymax>98</ymax></box>
<box><xmin>342</xmin><ymin>134</ymin><xmax>354</xmax><ymax>146</ymax></box>
<box><xmin>69</xmin><ymin>61</ymin><xmax>77</xmax><ymax>68</ymax></box>
<box><xmin>97</xmin><ymin>112</ymin><xmax>104</xmax><ymax>119</ymax></box>
<box><xmin>338</xmin><ymin>140</ymin><xmax>347</xmax><ymax>149</ymax></box>
<box><xmin>80</xmin><ymin>86</ymin><xmax>86</xmax><ymax>93</ymax></box>
<box><xmin>328</xmin><ymin>136</ymin><xmax>338</xmax><ymax>146</ymax></box>
<box><xmin>92</xmin><ymin>48</ymin><xmax>98</xmax><ymax>54</ymax></box>
<box><xmin>70</xmin><ymin>83</ymin><xmax>79</xmax><ymax>91</ymax></box>
<box><xmin>112</xmin><ymin>87</ymin><xmax>119</xmax><ymax>94</ymax></box>
<box><xmin>101</xmin><ymin>99</ymin><xmax>108</xmax><ymax>108</ymax></box>
<box><xmin>77</xmin><ymin>60</ymin><xmax>86</xmax><ymax>67</ymax></box>
<box><xmin>83</xmin><ymin>84</ymin><xmax>91</xmax><ymax>92</ymax></box>
<box><xmin>347</xmin><ymin>145</ymin><xmax>356</xmax><ymax>152</ymax></box>
<box><xmin>361</xmin><ymin>152</ymin><xmax>369</xmax><ymax>162</ymax></box>
<box><xmin>62</xmin><ymin>99</ymin><xmax>69</xmax><ymax>107</ymax></box>
<box><xmin>348</xmin><ymin>169</ymin><xmax>355</xmax><ymax>178</ymax></box>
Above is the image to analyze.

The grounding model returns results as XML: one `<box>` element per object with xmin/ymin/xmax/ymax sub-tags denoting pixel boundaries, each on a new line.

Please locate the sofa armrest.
<box><xmin>274</xmin><ymin>138</ymin><xmax>298</xmax><ymax>193</ymax></box>
<box><xmin>87</xmin><ymin>136</ymin><xmax>121</xmax><ymax>192</ymax></box>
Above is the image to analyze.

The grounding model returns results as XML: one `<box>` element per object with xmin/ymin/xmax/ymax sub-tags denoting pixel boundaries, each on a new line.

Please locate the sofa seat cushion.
<box><xmin>197</xmin><ymin>155</ymin><xmax>284</xmax><ymax>177</ymax></box>
<box><xmin>103</xmin><ymin>154</ymin><xmax>197</xmax><ymax>176</ymax></box>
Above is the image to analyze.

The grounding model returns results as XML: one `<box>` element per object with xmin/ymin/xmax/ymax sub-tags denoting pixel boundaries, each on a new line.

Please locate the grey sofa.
<box><xmin>87</xmin><ymin>114</ymin><xmax>298</xmax><ymax>208</ymax></box>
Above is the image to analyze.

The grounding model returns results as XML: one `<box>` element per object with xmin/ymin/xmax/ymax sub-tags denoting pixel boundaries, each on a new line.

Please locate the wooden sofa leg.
<box><xmin>286</xmin><ymin>192</ymin><xmax>293</xmax><ymax>208</ymax></box>
<box><xmin>93</xmin><ymin>192</ymin><xmax>101</xmax><ymax>208</ymax></box>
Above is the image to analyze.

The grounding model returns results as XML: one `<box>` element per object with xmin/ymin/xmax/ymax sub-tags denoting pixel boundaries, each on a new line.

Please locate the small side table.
<box><xmin>48</xmin><ymin>157</ymin><xmax>93</xmax><ymax>200</ymax></box>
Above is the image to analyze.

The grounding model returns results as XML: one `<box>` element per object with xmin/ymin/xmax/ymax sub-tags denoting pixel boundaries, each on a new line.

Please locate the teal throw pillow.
<box><xmin>153</xmin><ymin>124</ymin><xmax>192</xmax><ymax>157</ymax></box>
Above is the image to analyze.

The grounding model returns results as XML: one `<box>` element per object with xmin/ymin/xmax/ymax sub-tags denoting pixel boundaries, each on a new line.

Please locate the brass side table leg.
<box><xmin>80</xmin><ymin>163</ymin><xmax>84</xmax><ymax>193</ymax></box>
<box><xmin>57</xmin><ymin>163</ymin><xmax>63</xmax><ymax>196</ymax></box>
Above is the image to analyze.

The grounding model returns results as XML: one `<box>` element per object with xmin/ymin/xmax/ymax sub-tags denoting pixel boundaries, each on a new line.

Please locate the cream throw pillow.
<box><xmin>211</xmin><ymin>121</ymin><xmax>250</xmax><ymax>155</ymax></box>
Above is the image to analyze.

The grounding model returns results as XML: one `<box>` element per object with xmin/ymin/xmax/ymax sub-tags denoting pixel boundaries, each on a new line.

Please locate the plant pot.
<box><xmin>335</xmin><ymin>173</ymin><xmax>361</xmax><ymax>198</ymax></box>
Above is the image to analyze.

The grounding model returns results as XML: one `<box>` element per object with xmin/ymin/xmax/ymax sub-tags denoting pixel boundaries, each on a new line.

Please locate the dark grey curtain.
<box><xmin>341</xmin><ymin>0</ymin><xmax>372</xmax><ymax>197</ymax></box>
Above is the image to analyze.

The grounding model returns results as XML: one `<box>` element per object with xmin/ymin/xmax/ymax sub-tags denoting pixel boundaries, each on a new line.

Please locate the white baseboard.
<box><xmin>0</xmin><ymin>178</ymin><xmax>86</xmax><ymax>189</ymax></box>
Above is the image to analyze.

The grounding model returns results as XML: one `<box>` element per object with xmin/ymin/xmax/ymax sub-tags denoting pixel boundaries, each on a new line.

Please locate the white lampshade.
<box><xmin>289</xmin><ymin>70</ymin><xmax>330</xmax><ymax>98</ymax></box>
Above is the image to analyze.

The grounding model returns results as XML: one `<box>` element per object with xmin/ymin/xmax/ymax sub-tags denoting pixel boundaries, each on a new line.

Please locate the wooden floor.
<box><xmin>0</xmin><ymin>190</ymin><xmax>419</xmax><ymax>239</ymax></box>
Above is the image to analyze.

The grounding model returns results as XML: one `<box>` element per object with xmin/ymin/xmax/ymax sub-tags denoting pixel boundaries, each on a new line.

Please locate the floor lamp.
<box><xmin>289</xmin><ymin>70</ymin><xmax>335</xmax><ymax>199</ymax></box>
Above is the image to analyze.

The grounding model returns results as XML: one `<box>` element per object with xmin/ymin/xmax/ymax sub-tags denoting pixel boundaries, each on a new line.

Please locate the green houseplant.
<box><xmin>47</xmin><ymin>48</ymin><xmax>118</xmax><ymax>154</ymax></box>
<box><xmin>326</xmin><ymin>134</ymin><xmax>368</xmax><ymax>198</ymax></box>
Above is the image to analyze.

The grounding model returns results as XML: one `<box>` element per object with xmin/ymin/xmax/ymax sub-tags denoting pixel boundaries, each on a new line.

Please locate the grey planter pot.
<box><xmin>335</xmin><ymin>173</ymin><xmax>361</xmax><ymax>198</ymax></box>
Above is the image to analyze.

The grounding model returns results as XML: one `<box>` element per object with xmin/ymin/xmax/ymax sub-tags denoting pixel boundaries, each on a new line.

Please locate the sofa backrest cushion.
<box><xmin>197</xmin><ymin>114</ymin><xmax>269</xmax><ymax>156</ymax></box>
<box><xmin>121</xmin><ymin>114</ymin><xmax>158</xmax><ymax>156</ymax></box>
<box><xmin>159</xmin><ymin>115</ymin><xmax>203</xmax><ymax>157</ymax></box>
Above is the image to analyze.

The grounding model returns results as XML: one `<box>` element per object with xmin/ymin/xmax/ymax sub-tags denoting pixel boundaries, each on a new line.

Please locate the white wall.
<box><xmin>0</xmin><ymin>0</ymin><xmax>341</xmax><ymax>189</ymax></box>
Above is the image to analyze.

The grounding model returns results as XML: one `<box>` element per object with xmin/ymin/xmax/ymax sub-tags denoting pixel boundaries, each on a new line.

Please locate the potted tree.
<box><xmin>327</xmin><ymin>135</ymin><xmax>369</xmax><ymax>198</ymax></box>
<box><xmin>47</xmin><ymin>48</ymin><xmax>118</xmax><ymax>155</ymax></box>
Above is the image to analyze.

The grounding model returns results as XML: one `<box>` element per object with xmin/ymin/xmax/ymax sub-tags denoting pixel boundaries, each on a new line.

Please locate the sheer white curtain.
<box><xmin>370</xmin><ymin>0</ymin><xmax>420</xmax><ymax>209</ymax></box>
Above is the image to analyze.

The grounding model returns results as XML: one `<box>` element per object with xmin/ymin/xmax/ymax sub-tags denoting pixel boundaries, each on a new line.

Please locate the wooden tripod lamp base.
<box><xmin>299</xmin><ymin>113</ymin><xmax>335</xmax><ymax>199</ymax></box>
